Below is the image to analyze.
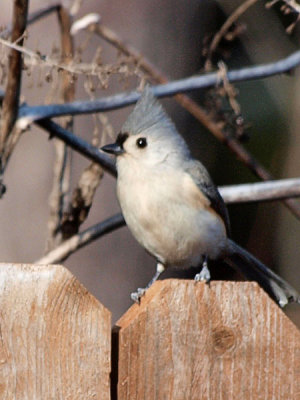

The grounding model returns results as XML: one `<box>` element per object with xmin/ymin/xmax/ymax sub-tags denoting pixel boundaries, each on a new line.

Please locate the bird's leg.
<box><xmin>131</xmin><ymin>262</ymin><xmax>165</xmax><ymax>303</ymax></box>
<box><xmin>194</xmin><ymin>255</ymin><xmax>211</xmax><ymax>283</ymax></box>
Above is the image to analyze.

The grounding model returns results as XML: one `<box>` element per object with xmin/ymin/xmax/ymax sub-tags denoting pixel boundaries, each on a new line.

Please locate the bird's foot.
<box><xmin>131</xmin><ymin>287</ymin><xmax>146</xmax><ymax>303</ymax></box>
<box><xmin>131</xmin><ymin>262</ymin><xmax>165</xmax><ymax>303</ymax></box>
<box><xmin>194</xmin><ymin>258</ymin><xmax>211</xmax><ymax>283</ymax></box>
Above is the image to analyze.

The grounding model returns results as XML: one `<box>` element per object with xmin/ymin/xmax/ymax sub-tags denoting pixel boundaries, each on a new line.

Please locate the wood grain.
<box><xmin>115</xmin><ymin>280</ymin><xmax>300</xmax><ymax>400</ymax></box>
<box><xmin>0</xmin><ymin>263</ymin><xmax>111</xmax><ymax>400</ymax></box>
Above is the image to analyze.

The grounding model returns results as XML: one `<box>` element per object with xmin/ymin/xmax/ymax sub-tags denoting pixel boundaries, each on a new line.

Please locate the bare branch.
<box><xmin>17</xmin><ymin>49</ymin><xmax>300</xmax><ymax>125</ymax></box>
<box><xmin>36</xmin><ymin>119</ymin><xmax>116</xmax><ymax>176</ymax></box>
<box><xmin>18</xmin><ymin>91</ymin><xmax>140</xmax><ymax>124</ymax></box>
<box><xmin>35</xmin><ymin>213</ymin><xmax>125</xmax><ymax>264</ymax></box>
<box><xmin>35</xmin><ymin>178</ymin><xmax>300</xmax><ymax>265</ymax></box>
<box><xmin>0</xmin><ymin>0</ymin><xmax>29</xmax><ymax>171</ymax></box>
<box><xmin>220</xmin><ymin>178</ymin><xmax>300</xmax><ymax>203</ymax></box>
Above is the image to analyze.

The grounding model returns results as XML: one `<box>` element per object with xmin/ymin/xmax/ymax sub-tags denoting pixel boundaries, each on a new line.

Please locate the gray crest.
<box><xmin>121</xmin><ymin>87</ymin><xmax>176</xmax><ymax>136</ymax></box>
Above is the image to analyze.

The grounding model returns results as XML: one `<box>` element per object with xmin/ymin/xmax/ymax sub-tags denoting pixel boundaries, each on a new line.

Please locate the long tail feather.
<box><xmin>225</xmin><ymin>239</ymin><xmax>300</xmax><ymax>307</ymax></box>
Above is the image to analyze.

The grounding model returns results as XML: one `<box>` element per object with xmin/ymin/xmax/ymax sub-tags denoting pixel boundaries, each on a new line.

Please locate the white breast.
<box><xmin>117</xmin><ymin>158</ymin><xmax>227</xmax><ymax>268</ymax></box>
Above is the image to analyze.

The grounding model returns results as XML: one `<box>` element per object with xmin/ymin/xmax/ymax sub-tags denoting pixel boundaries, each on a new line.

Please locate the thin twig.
<box><xmin>47</xmin><ymin>6</ymin><xmax>75</xmax><ymax>251</ymax></box>
<box><xmin>0</xmin><ymin>0</ymin><xmax>29</xmax><ymax>173</ymax></box>
<box><xmin>204</xmin><ymin>0</ymin><xmax>259</xmax><ymax>70</ymax></box>
<box><xmin>93</xmin><ymin>23</ymin><xmax>163</xmax><ymax>81</ymax></box>
<box><xmin>36</xmin><ymin>213</ymin><xmax>125</xmax><ymax>264</ymax></box>
<box><xmin>0</xmin><ymin>35</ymin><xmax>81</xmax><ymax>75</ymax></box>
<box><xmin>0</xmin><ymin>35</ymin><xmax>135</xmax><ymax>77</ymax></box>
<box><xmin>35</xmin><ymin>178</ymin><xmax>300</xmax><ymax>265</ymax></box>
<box><xmin>17</xmin><ymin>49</ymin><xmax>300</xmax><ymax>124</ymax></box>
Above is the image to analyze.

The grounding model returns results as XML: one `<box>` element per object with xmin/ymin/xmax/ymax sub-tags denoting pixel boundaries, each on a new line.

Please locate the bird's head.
<box><xmin>101</xmin><ymin>87</ymin><xmax>190</xmax><ymax>169</ymax></box>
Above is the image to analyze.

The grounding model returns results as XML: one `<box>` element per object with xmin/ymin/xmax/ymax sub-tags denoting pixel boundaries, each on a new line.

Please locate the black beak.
<box><xmin>101</xmin><ymin>142</ymin><xmax>124</xmax><ymax>156</ymax></box>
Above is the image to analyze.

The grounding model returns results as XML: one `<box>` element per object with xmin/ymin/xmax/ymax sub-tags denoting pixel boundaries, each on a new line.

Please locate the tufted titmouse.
<box><xmin>102</xmin><ymin>87</ymin><xmax>299</xmax><ymax>306</ymax></box>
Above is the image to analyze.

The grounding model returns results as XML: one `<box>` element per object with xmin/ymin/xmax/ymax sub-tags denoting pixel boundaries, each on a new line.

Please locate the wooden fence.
<box><xmin>0</xmin><ymin>263</ymin><xmax>299</xmax><ymax>399</ymax></box>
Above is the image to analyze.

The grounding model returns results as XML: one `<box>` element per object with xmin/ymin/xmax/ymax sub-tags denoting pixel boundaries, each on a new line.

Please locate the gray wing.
<box><xmin>184</xmin><ymin>160</ymin><xmax>231</xmax><ymax>236</ymax></box>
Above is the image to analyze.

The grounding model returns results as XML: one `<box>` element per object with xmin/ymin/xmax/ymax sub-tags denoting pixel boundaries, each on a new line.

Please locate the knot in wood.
<box><xmin>212</xmin><ymin>327</ymin><xmax>235</xmax><ymax>354</ymax></box>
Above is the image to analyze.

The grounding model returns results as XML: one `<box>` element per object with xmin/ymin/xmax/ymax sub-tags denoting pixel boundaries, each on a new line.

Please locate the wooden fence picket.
<box><xmin>0</xmin><ymin>264</ymin><xmax>299</xmax><ymax>399</ymax></box>
<box><xmin>0</xmin><ymin>263</ymin><xmax>111</xmax><ymax>400</ymax></box>
<box><xmin>114</xmin><ymin>280</ymin><xmax>300</xmax><ymax>400</ymax></box>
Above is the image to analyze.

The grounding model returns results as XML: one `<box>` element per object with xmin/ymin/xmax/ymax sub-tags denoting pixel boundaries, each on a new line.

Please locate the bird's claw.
<box><xmin>194</xmin><ymin>264</ymin><xmax>211</xmax><ymax>283</ymax></box>
<box><xmin>131</xmin><ymin>287</ymin><xmax>146</xmax><ymax>303</ymax></box>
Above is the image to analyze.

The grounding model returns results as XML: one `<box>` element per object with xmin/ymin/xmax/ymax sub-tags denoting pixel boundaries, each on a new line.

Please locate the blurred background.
<box><xmin>0</xmin><ymin>0</ymin><xmax>299</xmax><ymax>325</ymax></box>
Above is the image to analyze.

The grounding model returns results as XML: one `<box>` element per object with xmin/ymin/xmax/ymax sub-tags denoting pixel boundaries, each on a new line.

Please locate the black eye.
<box><xmin>136</xmin><ymin>137</ymin><xmax>147</xmax><ymax>148</ymax></box>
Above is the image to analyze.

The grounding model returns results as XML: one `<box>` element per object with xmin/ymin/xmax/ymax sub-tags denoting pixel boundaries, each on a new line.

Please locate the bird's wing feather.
<box><xmin>184</xmin><ymin>160</ymin><xmax>231</xmax><ymax>236</ymax></box>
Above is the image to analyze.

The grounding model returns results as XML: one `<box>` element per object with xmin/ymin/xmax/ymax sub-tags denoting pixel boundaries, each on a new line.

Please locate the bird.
<box><xmin>101</xmin><ymin>87</ymin><xmax>300</xmax><ymax>307</ymax></box>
